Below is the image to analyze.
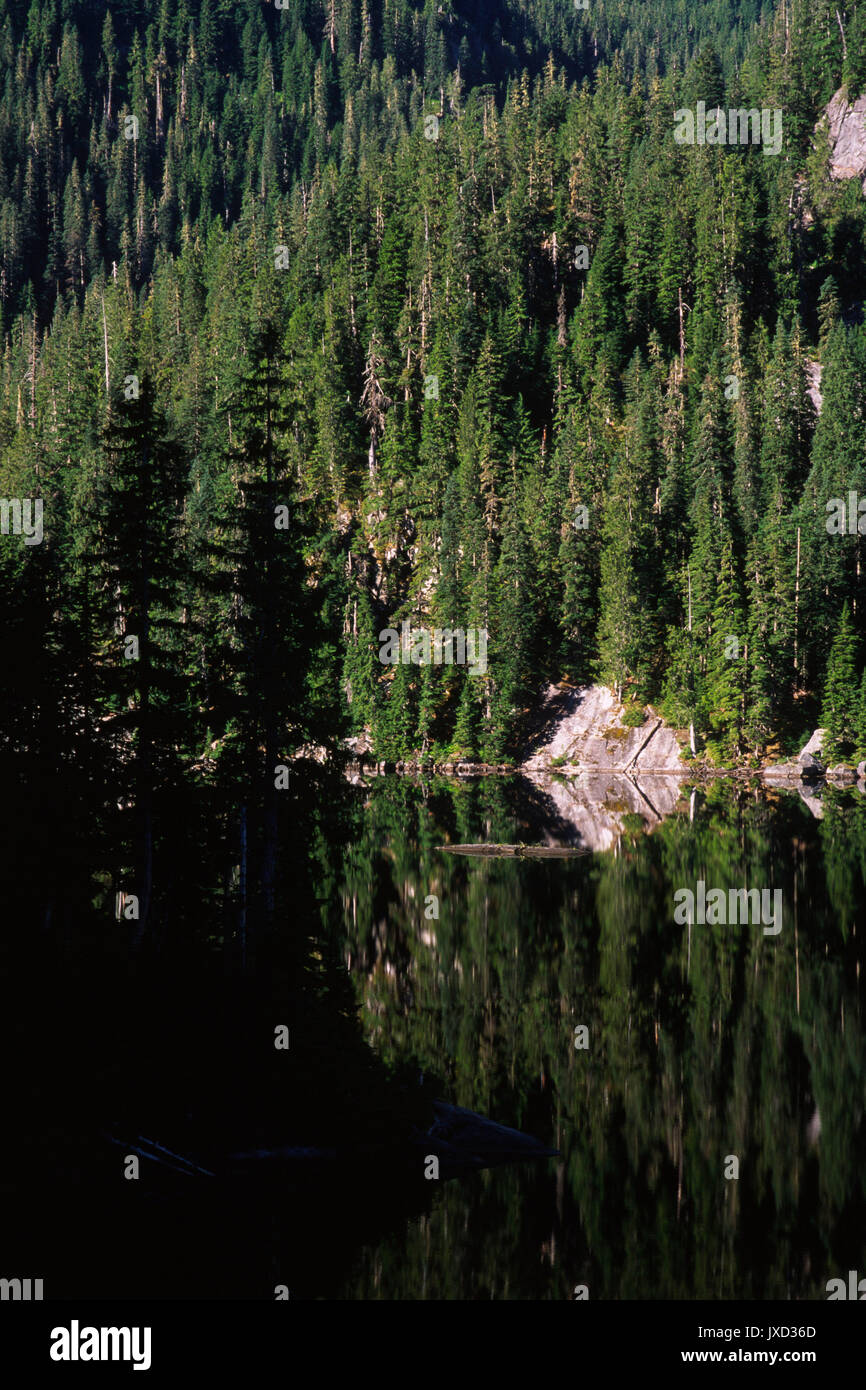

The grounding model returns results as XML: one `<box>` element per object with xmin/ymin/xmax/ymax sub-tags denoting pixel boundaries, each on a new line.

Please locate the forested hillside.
<box><xmin>2</xmin><ymin>0</ymin><xmax>866</xmax><ymax>776</ymax></box>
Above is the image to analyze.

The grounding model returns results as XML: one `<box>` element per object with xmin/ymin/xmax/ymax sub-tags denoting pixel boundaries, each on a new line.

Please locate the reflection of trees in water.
<box><xmin>337</xmin><ymin>778</ymin><xmax>866</xmax><ymax>1298</ymax></box>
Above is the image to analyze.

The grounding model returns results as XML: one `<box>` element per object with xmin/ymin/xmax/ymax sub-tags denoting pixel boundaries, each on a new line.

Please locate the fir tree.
<box><xmin>821</xmin><ymin>602</ymin><xmax>860</xmax><ymax>762</ymax></box>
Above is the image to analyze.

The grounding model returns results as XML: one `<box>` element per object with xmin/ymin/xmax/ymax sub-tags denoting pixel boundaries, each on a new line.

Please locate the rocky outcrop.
<box><xmin>825</xmin><ymin>88</ymin><xmax>866</xmax><ymax>190</ymax></box>
<box><xmin>522</xmin><ymin>684</ymin><xmax>685</xmax><ymax>775</ymax></box>
<box><xmin>515</xmin><ymin>686</ymin><xmax>686</xmax><ymax>850</ymax></box>
<box><xmin>763</xmin><ymin>731</ymin><xmax>866</xmax><ymax>815</ymax></box>
<box><xmin>798</xmin><ymin>729</ymin><xmax>827</xmax><ymax>763</ymax></box>
<box><xmin>763</xmin><ymin>729</ymin><xmax>827</xmax><ymax>784</ymax></box>
<box><xmin>763</xmin><ymin>761</ymin><xmax>820</xmax><ymax>785</ymax></box>
<box><xmin>827</xmin><ymin>764</ymin><xmax>857</xmax><ymax>785</ymax></box>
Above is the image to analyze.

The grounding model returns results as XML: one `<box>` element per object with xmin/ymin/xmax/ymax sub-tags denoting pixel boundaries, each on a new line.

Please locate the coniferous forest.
<box><xmin>1</xmin><ymin>0</ymin><xmax>866</xmax><ymax>1330</ymax></box>
<box><xmin>1</xmin><ymin>0</ymin><xmax>865</xmax><ymax>770</ymax></box>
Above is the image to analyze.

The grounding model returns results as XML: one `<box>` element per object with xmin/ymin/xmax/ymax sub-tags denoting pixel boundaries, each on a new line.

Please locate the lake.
<box><xmin>331</xmin><ymin>773</ymin><xmax>866</xmax><ymax>1300</ymax></box>
<box><xmin>2</xmin><ymin>769</ymin><xmax>864</xmax><ymax>1301</ymax></box>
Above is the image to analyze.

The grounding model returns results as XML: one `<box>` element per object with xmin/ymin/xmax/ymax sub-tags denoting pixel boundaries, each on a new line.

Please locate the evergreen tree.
<box><xmin>488</xmin><ymin>490</ymin><xmax>535</xmax><ymax>757</ymax></box>
<box><xmin>343</xmin><ymin>583</ymin><xmax>379</xmax><ymax>735</ymax></box>
<box><xmin>0</xmin><ymin>0</ymin><xmax>863</xmax><ymax>776</ymax></box>
<box><xmin>704</xmin><ymin>536</ymin><xmax>747</xmax><ymax>759</ymax></box>
<box><xmin>597</xmin><ymin>355</ymin><xmax>664</xmax><ymax>701</ymax></box>
<box><xmin>78</xmin><ymin>376</ymin><xmax>188</xmax><ymax>939</ymax></box>
<box><xmin>857</xmin><ymin>667</ymin><xmax>866</xmax><ymax>761</ymax></box>
<box><xmin>821</xmin><ymin>602</ymin><xmax>860</xmax><ymax>762</ymax></box>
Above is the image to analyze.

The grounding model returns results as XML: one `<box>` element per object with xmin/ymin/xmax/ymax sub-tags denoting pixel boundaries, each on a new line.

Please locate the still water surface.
<box><xmin>5</xmin><ymin>771</ymin><xmax>864</xmax><ymax>1301</ymax></box>
<box><xmin>334</xmin><ymin>775</ymin><xmax>866</xmax><ymax>1300</ymax></box>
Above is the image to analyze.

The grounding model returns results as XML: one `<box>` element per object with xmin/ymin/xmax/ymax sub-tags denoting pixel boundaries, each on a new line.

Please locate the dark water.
<box><xmin>333</xmin><ymin>776</ymin><xmax>866</xmax><ymax>1300</ymax></box>
<box><xmin>3</xmin><ymin>771</ymin><xmax>865</xmax><ymax>1300</ymax></box>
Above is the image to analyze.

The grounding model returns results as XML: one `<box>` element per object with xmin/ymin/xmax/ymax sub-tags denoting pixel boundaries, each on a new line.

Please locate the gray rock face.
<box><xmin>763</xmin><ymin>761</ymin><xmax>808</xmax><ymax>784</ymax></box>
<box><xmin>345</xmin><ymin>730</ymin><xmax>374</xmax><ymax>756</ymax></box>
<box><xmin>798</xmin><ymin>729</ymin><xmax>826</xmax><ymax>764</ymax></box>
<box><xmin>797</xmin><ymin>753</ymin><xmax>825</xmax><ymax>779</ymax></box>
<box><xmin>516</xmin><ymin>686</ymin><xmax>686</xmax><ymax>850</ymax></box>
<box><xmin>825</xmin><ymin>88</ymin><xmax>866</xmax><ymax>191</ymax></box>
<box><xmin>805</xmin><ymin>359</ymin><xmax>823</xmax><ymax>415</ymax></box>
<box><xmin>764</xmin><ymin>729</ymin><xmax>826</xmax><ymax>785</ymax></box>
<box><xmin>827</xmin><ymin>764</ymin><xmax>857</xmax><ymax>784</ymax></box>
<box><xmin>522</xmin><ymin>684</ymin><xmax>685</xmax><ymax>775</ymax></box>
<box><xmin>857</xmin><ymin>761</ymin><xmax>866</xmax><ymax>781</ymax></box>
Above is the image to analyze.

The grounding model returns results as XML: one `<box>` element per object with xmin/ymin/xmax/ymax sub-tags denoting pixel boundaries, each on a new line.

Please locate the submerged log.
<box><xmin>440</xmin><ymin>843</ymin><xmax>591</xmax><ymax>858</ymax></box>
<box><xmin>410</xmin><ymin>1102</ymin><xmax>558</xmax><ymax>1179</ymax></box>
<box><xmin>100</xmin><ymin>1099</ymin><xmax>557</xmax><ymax>1184</ymax></box>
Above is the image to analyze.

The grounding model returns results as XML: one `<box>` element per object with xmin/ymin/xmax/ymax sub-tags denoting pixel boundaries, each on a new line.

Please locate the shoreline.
<box><xmin>344</xmin><ymin>756</ymin><xmax>865</xmax><ymax>787</ymax></box>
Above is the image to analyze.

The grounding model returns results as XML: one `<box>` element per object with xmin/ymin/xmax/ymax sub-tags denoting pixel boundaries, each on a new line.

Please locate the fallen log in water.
<box><xmin>97</xmin><ymin>1101</ymin><xmax>556</xmax><ymax>1185</ymax></box>
<box><xmin>439</xmin><ymin>843</ymin><xmax>592</xmax><ymax>857</ymax></box>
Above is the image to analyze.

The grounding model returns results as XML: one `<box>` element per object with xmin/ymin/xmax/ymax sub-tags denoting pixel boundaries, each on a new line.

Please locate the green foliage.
<box><xmin>0</xmin><ymin>0</ymin><xmax>864</xmax><ymax>771</ymax></box>
<box><xmin>621</xmin><ymin>704</ymin><xmax>645</xmax><ymax>728</ymax></box>
<box><xmin>821</xmin><ymin>602</ymin><xmax>860</xmax><ymax>760</ymax></box>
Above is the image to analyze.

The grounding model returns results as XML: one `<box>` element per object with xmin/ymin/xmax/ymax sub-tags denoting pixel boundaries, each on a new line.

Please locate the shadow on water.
<box><xmin>0</xmin><ymin>755</ymin><xmax>441</xmax><ymax>1299</ymax></box>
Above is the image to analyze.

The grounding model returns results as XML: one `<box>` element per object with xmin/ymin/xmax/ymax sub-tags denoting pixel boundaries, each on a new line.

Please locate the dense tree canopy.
<box><xmin>1</xmin><ymin>0</ymin><xmax>866</xmax><ymax>770</ymax></box>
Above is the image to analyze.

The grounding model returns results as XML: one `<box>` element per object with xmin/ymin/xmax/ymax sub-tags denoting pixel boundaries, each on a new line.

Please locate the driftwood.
<box><xmin>101</xmin><ymin>1131</ymin><xmax>216</xmax><ymax>1177</ymax></box>
<box><xmin>439</xmin><ymin>843</ymin><xmax>591</xmax><ymax>858</ymax></box>
<box><xmin>99</xmin><ymin>1102</ymin><xmax>556</xmax><ymax>1182</ymax></box>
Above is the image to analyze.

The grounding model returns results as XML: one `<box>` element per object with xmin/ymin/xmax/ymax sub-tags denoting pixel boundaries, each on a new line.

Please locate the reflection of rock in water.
<box><xmin>762</xmin><ymin>781</ymin><xmax>828</xmax><ymax>820</ymax></box>
<box><xmin>516</xmin><ymin>771</ymin><xmax>684</xmax><ymax>853</ymax></box>
<box><xmin>798</xmin><ymin>787</ymin><xmax>825</xmax><ymax>819</ymax></box>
